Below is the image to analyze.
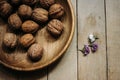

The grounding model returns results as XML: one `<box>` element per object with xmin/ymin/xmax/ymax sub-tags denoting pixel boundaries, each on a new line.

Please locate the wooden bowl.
<box><xmin>0</xmin><ymin>0</ymin><xmax>75</xmax><ymax>71</ymax></box>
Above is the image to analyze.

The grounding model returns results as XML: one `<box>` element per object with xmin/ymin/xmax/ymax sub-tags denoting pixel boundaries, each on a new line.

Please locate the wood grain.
<box><xmin>0</xmin><ymin>20</ymin><xmax>18</xmax><ymax>80</ymax></box>
<box><xmin>0</xmin><ymin>0</ymin><xmax>75</xmax><ymax>79</ymax></box>
<box><xmin>106</xmin><ymin>0</ymin><xmax>120</xmax><ymax>80</ymax></box>
<box><xmin>48</xmin><ymin>0</ymin><xmax>77</xmax><ymax>80</ymax></box>
<box><xmin>0</xmin><ymin>0</ymin><xmax>120</xmax><ymax>79</ymax></box>
<box><xmin>77</xmin><ymin>0</ymin><xmax>107</xmax><ymax>80</ymax></box>
<box><xmin>0</xmin><ymin>0</ymin><xmax>74</xmax><ymax>71</ymax></box>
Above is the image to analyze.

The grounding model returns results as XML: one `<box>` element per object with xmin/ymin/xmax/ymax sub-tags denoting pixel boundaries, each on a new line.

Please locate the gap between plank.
<box><xmin>104</xmin><ymin>0</ymin><xmax>108</xmax><ymax>80</ymax></box>
<box><xmin>76</xmin><ymin>0</ymin><xmax>79</xmax><ymax>80</ymax></box>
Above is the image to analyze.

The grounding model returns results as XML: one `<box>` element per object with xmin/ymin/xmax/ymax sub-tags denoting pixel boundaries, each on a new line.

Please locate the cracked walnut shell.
<box><xmin>3</xmin><ymin>33</ymin><xmax>17</xmax><ymax>48</ymax></box>
<box><xmin>22</xmin><ymin>20</ymin><xmax>39</xmax><ymax>33</ymax></box>
<box><xmin>47</xmin><ymin>19</ymin><xmax>64</xmax><ymax>37</ymax></box>
<box><xmin>19</xmin><ymin>34</ymin><xmax>35</xmax><ymax>48</ymax></box>
<box><xmin>18</xmin><ymin>4</ymin><xmax>32</xmax><ymax>19</ymax></box>
<box><xmin>27</xmin><ymin>43</ymin><xmax>43</xmax><ymax>61</ymax></box>
<box><xmin>8</xmin><ymin>13</ymin><xmax>22</xmax><ymax>29</ymax></box>
<box><xmin>39</xmin><ymin>0</ymin><xmax>55</xmax><ymax>9</ymax></box>
<box><xmin>32</xmin><ymin>8</ymin><xmax>48</xmax><ymax>23</ymax></box>
<box><xmin>0</xmin><ymin>1</ymin><xmax>12</xmax><ymax>17</ymax></box>
<box><xmin>11</xmin><ymin>0</ymin><xmax>21</xmax><ymax>5</ymax></box>
<box><xmin>49</xmin><ymin>4</ymin><xmax>64</xmax><ymax>19</ymax></box>
<box><xmin>22</xmin><ymin>0</ymin><xmax>37</xmax><ymax>5</ymax></box>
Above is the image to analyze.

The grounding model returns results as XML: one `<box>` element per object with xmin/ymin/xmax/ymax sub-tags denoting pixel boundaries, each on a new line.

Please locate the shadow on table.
<box><xmin>0</xmin><ymin>54</ymin><xmax>64</xmax><ymax>80</ymax></box>
<box><xmin>47</xmin><ymin>54</ymin><xmax>64</xmax><ymax>73</ymax></box>
<box><xmin>0</xmin><ymin>64</ymin><xmax>47</xmax><ymax>80</ymax></box>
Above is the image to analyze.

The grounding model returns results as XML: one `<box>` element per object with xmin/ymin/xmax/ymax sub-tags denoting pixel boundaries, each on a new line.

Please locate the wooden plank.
<box><xmin>48</xmin><ymin>0</ymin><xmax>77</xmax><ymax>80</ymax></box>
<box><xmin>77</xmin><ymin>0</ymin><xmax>107</xmax><ymax>80</ymax></box>
<box><xmin>106</xmin><ymin>0</ymin><xmax>120</xmax><ymax>80</ymax></box>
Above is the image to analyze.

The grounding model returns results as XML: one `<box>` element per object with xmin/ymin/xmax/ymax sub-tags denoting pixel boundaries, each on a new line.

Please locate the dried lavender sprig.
<box><xmin>89</xmin><ymin>43</ymin><xmax>98</xmax><ymax>53</ymax></box>
<box><xmin>79</xmin><ymin>45</ymin><xmax>90</xmax><ymax>55</ymax></box>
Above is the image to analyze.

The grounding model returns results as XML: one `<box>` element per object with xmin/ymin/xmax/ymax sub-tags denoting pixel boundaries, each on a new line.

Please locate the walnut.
<box><xmin>0</xmin><ymin>1</ymin><xmax>12</xmax><ymax>17</ymax></box>
<box><xmin>18</xmin><ymin>4</ymin><xmax>32</xmax><ymax>19</ymax></box>
<box><xmin>22</xmin><ymin>20</ymin><xmax>39</xmax><ymax>33</ymax></box>
<box><xmin>22</xmin><ymin>0</ymin><xmax>37</xmax><ymax>5</ymax></box>
<box><xmin>49</xmin><ymin>4</ymin><xmax>64</xmax><ymax>19</ymax></box>
<box><xmin>11</xmin><ymin>0</ymin><xmax>21</xmax><ymax>5</ymax></box>
<box><xmin>47</xmin><ymin>19</ymin><xmax>64</xmax><ymax>37</ymax></box>
<box><xmin>3</xmin><ymin>33</ymin><xmax>17</xmax><ymax>48</ymax></box>
<box><xmin>27</xmin><ymin>43</ymin><xmax>43</xmax><ymax>61</ymax></box>
<box><xmin>8</xmin><ymin>13</ymin><xmax>22</xmax><ymax>29</ymax></box>
<box><xmin>39</xmin><ymin>0</ymin><xmax>55</xmax><ymax>9</ymax></box>
<box><xmin>32</xmin><ymin>8</ymin><xmax>48</xmax><ymax>23</ymax></box>
<box><xmin>19</xmin><ymin>34</ymin><xmax>35</xmax><ymax>48</ymax></box>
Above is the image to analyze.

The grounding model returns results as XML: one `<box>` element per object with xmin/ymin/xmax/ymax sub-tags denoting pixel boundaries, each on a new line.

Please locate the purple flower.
<box><xmin>84</xmin><ymin>45</ymin><xmax>90</xmax><ymax>54</ymax></box>
<box><xmin>80</xmin><ymin>45</ymin><xmax>90</xmax><ymax>55</ymax></box>
<box><xmin>90</xmin><ymin>43</ymin><xmax>98</xmax><ymax>53</ymax></box>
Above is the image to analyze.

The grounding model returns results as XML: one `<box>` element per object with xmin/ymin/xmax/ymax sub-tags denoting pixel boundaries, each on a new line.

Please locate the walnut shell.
<box><xmin>11</xmin><ymin>0</ymin><xmax>21</xmax><ymax>5</ymax></box>
<box><xmin>49</xmin><ymin>4</ymin><xmax>64</xmax><ymax>19</ymax></box>
<box><xmin>22</xmin><ymin>20</ymin><xmax>39</xmax><ymax>33</ymax></box>
<box><xmin>3</xmin><ymin>33</ymin><xmax>17</xmax><ymax>48</ymax></box>
<box><xmin>8</xmin><ymin>13</ymin><xmax>22</xmax><ymax>29</ymax></box>
<box><xmin>18</xmin><ymin>4</ymin><xmax>32</xmax><ymax>19</ymax></box>
<box><xmin>19</xmin><ymin>34</ymin><xmax>35</xmax><ymax>48</ymax></box>
<box><xmin>27</xmin><ymin>43</ymin><xmax>43</xmax><ymax>61</ymax></box>
<box><xmin>22</xmin><ymin>0</ymin><xmax>37</xmax><ymax>5</ymax></box>
<box><xmin>39</xmin><ymin>0</ymin><xmax>55</xmax><ymax>9</ymax></box>
<box><xmin>32</xmin><ymin>8</ymin><xmax>48</xmax><ymax>23</ymax></box>
<box><xmin>0</xmin><ymin>1</ymin><xmax>12</xmax><ymax>17</ymax></box>
<box><xmin>47</xmin><ymin>19</ymin><xmax>64</xmax><ymax>37</ymax></box>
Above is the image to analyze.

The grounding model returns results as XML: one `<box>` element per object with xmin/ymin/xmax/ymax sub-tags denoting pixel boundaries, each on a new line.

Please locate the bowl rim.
<box><xmin>0</xmin><ymin>0</ymin><xmax>75</xmax><ymax>71</ymax></box>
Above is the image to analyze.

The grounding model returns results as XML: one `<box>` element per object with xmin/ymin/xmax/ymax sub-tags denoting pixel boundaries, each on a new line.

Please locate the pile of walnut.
<box><xmin>0</xmin><ymin>0</ymin><xmax>64</xmax><ymax>62</ymax></box>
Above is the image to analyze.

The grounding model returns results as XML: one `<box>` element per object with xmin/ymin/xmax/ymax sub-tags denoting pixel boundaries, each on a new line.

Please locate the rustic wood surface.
<box><xmin>0</xmin><ymin>0</ymin><xmax>120</xmax><ymax>80</ymax></box>
<box><xmin>106</xmin><ymin>0</ymin><xmax>120</xmax><ymax>80</ymax></box>
<box><xmin>77</xmin><ymin>0</ymin><xmax>107</xmax><ymax>80</ymax></box>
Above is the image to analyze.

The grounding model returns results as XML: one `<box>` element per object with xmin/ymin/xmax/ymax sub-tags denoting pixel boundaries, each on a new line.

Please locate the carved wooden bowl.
<box><xmin>0</xmin><ymin>0</ymin><xmax>75</xmax><ymax>71</ymax></box>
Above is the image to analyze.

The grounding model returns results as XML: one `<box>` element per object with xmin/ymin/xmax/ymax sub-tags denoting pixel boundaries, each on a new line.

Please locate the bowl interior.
<box><xmin>0</xmin><ymin>0</ymin><xmax>74</xmax><ymax>71</ymax></box>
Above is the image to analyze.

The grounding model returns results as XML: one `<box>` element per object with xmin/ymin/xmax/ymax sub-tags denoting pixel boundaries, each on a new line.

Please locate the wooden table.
<box><xmin>0</xmin><ymin>0</ymin><xmax>120</xmax><ymax>80</ymax></box>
